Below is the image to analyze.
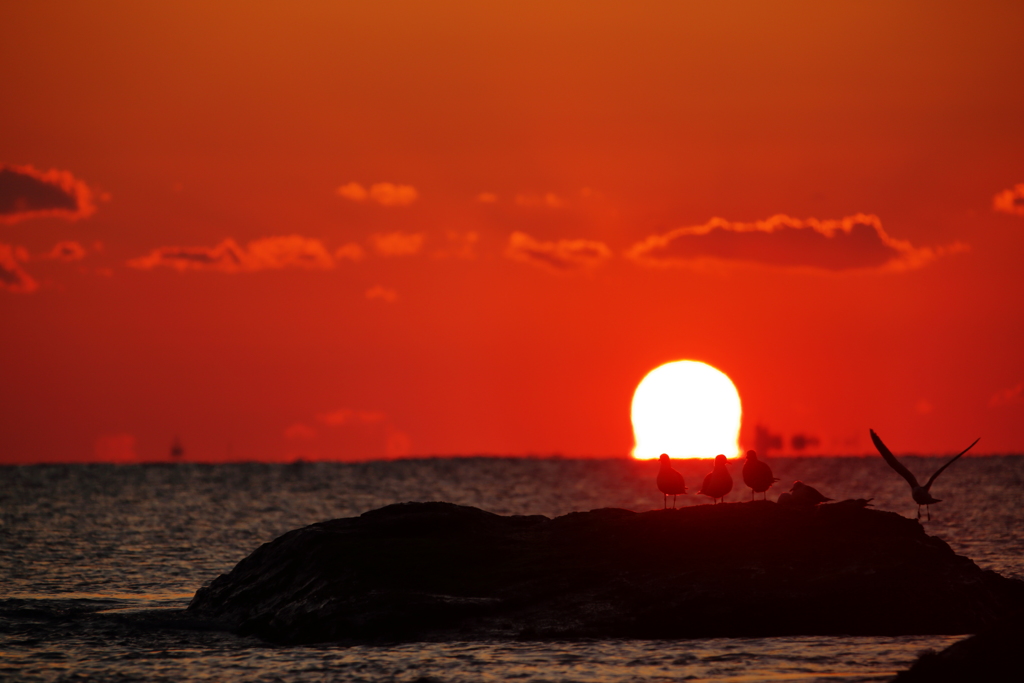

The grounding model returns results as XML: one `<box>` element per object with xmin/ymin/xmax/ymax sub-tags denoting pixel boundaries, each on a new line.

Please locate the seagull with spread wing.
<box><xmin>870</xmin><ymin>428</ymin><xmax>980</xmax><ymax>520</ymax></box>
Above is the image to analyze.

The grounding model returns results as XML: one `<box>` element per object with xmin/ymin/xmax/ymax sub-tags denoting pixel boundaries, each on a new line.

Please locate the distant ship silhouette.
<box><xmin>171</xmin><ymin>436</ymin><xmax>184</xmax><ymax>458</ymax></box>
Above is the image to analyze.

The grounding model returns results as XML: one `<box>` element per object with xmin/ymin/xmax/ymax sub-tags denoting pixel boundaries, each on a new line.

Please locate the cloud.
<box><xmin>993</xmin><ymin>184</ymin><xmax>1024</xmax><ymax>217</ymax></box>
<box><xmin>990</xmin><ymin>383</ymin><xmax>1023</xmax><ymax>408</ymax></box>
<box><xmin>433</xmin><ymin>230</ymin><xmax>478</xmax><ymax>259</ymax></box>
<box><xmin>365</xmin><ymin>285</ymin><xmax>398</xmax><ymax>302</ymax></box>
<box><xmin>292</xmin><ymin>407</ymin><xmax>405</xmax><ymax>460</ymax></box>
<box><xmin>128</xmin><ymin>235</ymin><xmax>335</xmax><ymax>272</ymax></box>
<box><xmin>0</xmin><ymin>164</ymin><xmax>96</xmax><ymax>224</ymax></box>
<box><xmin>370</xmin><ymin>182</ymin><xmax>417</xmax><ymax>206</ymax></box>
<box><xmin>336</xmin><ymin>182</ymin><xmax>368</xmax><ymax>202</ymax></box>
<box><xmin>334</xmin><ymin>242</ymin><xmax>365</xmax><ymax>261</ymax></box>
<box><xmin>336</xmin><ymin>181</ymin><xmax>418</xmax><ymax>206</ymax></box>
<box><xmin>505</xmin><ymin>231</ymin><xmax>613</xmax><ymax>272</ymax></box>
<box><xmin>624</xmin><ymin>214</ymin><xmax>967</xmax><ymax>272</ymax></box>
<box><xmin>368</xmin><ymin>231</ymin><xmax>424</xmax><ymax>256</ymax></box>
<box><xmin>43</xmin><ymin>240</ymin><xmax>87</xmax><ymax>261</ymax></box>
<box><xmin>515</xmin><ymin>192</ymin><xmax>565</xmax><ymax>209</ymax></box>
<box><xmin>477</xmin><ymin>192</ymin><xmax>498</xmax><ymax>203</ymax></box>
<box><xmin>0</xmin><ymin>243</ymin><xmax>37</xmax><ymax>293</ymax></box>
<box><xmin>284</xmin><ymin>423</ymin><xmax>317</xmax><ymax>440</ymax></box>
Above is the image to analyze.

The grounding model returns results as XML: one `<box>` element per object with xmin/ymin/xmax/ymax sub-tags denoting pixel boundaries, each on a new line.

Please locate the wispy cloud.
<box><xmin>336</xmin><ymin>182</ymin><xmax>368</xmax><ymax>202</ymax></box>
<box><xmin>370</xmin><ymin>182</ymin><xmax>418</xmax><ymax>206</ymax></box>
<box><xmin>0</xmin><ymin>164</ymin><xmax>97</xmax><ymax>224</ymax></box>
<box><xmin>284</xmin><ymin>423</ymin><xmax>317</xmax><ymax>440</ymax></box>
<box><xmin>336</xmin><ymin>181</ymin><xmax>418</xmax><ymax>206</ymax></box>
<box><xmin>292</xmin><ymin>407</ymin><xmax>406</xmax><ymax>459</ymax></box>
<box><xmin>990</xmin><ymin>383</ymin><xmax>1023</xmax><ymax>408</ymax></box>
<box><xmin>515</xmin><ymin>192</ymin><xmax>565</xmax><ymax>209</ymax></box>
<box><xmin>625</xmin><ymin>214</ymin><xmax>966</xmax><ymax>272</ymax></box>
<box><xmin>993</xmin><ymin>184</ymin><xmax>1024</xmax><ymax>217</ymax></box>
<box><xmin>505</xmin><ymin>231</ymin><xmax>613</xmax><ymax>272</ymax></box>
<box><xmin>433</xmin><ymin>230</ymin><xmax>478</xmax><ymax>259</ymax></box>
<box><xmin>334</xmin><ymin>242</ymin><xmax>366</xmax><ymax>261</ymax></box>
<box><xmin>0</xmin><ymin>244</ymin><xmax>37</xmax><ymax>293</ymax></box>
<box><xmin>368</xmin><ymin>231</ymin><xmax>424</xmax><ymax>257</ymax></box>
<box><xmin>43</xmin><ymin>240</ymin><xmax>87</xmax><ymax>261</ymax></box>
<box><xmin>128</xmin><ymin>235</ymin><xmax>335</xmax><ymax>272</ymax></box>
<box><xmin>365</xmin><ymin>285</ymin><xmax>398</xmax><ymax>302</ymax></box>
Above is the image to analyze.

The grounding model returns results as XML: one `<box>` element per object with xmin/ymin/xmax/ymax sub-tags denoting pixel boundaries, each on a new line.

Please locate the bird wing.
<box><xmin>923</xmin><ymin>438</ymin><xmax>979</xmax><ymax>490</ymax></box>
<box><xmin>870</xmin><ymin>429</ymin><xmax>920</xmax><ymax>489</ymax></box>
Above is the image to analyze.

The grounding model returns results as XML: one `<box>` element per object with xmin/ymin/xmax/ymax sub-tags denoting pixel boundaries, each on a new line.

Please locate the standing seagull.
<box><xmin>657</xmin><ymin>454</ymin><xmax>687</xmax><ymax>509</ymax></box>
<box><xmin>870</xmin><ymin>428</ymin><xmax>979</xmax><ymax>520</ymax></box>
<box><xmin>742</xmin><ymin>450</ymin><xmax>779</xmax><ymax>500</ymax></box>
<box><xmin>698</xmin><ymin>454</ymin><xmax>733</xmax><ymax>504</ymax></box>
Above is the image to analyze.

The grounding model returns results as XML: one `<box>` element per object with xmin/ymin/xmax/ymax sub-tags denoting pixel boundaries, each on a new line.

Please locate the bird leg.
<box><xmin>663</xmin><ymin>494</ymin><xmax>667</xmax><ymax>509</ymax></box>
<box><xmin>927</xmin><ymin>505</ymin><xmax>932</xmax><ymax>521</ymax></box>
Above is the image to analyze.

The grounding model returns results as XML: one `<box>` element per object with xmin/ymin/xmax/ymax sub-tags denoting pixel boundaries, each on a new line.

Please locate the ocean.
<box><xmin>2</xmin><ymin>455</ymin><xmax>1022</xmax><ymax>682</ymax></box>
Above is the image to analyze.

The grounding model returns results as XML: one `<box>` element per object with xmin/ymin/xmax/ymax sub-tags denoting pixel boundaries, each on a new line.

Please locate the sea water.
<box><xmin>1</xmin><ymin>456</ymin><xmax>1022</xmax><ymax>682</ymax></box>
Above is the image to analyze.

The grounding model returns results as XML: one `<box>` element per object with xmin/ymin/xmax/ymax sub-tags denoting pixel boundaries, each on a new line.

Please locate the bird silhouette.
<box><xmin>870</xmin><ymin>428</ymin><xmax>979</xmax><ymax>520</ymax></box>
<box><xmin>742</xmin><ymin>450</ymin><xmax>779</xmax><ymax>500</ymax></box>
<box><xmin>790</xmin><ymin>480</ymin><xmax>832</xmax><ymax>506</ymax></box>
<box><xmin>698</xmin><ymin>454</ymin><xmax>732</xmax><ymax>504</ymax></box>
<box><xmin>656</xmin><ymin>453</ymin><xmax>687</xmax><ymax>509</ymax></box>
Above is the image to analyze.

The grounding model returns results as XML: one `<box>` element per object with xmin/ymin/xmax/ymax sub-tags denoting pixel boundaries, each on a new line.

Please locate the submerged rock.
<box><xmin>188</xmin><ymin>501</ymin><xmax>1024</xmax><ymax>644</ymax></box>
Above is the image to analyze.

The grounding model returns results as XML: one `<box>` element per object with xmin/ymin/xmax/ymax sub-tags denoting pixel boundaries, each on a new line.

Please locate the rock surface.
<box><xmin>891</xmin><ymin>623</ymin><xmax>1023</xmax><ymax>682</ymax></box>
<box><xmin>188</xmin><ymin>501</ymin><xmax>1024</xmax><ymax>644</ymax></box>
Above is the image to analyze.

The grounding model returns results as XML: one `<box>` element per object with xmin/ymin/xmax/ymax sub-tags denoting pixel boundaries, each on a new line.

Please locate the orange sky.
<box><xmin>2</xmin><ymin>1</ymin><xmax>1023</xmax><ymax>462</ymax></box>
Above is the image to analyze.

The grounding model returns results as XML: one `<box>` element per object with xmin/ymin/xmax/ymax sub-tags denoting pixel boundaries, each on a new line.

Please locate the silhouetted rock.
<box><xmin>891</xmin><ymin>623</ymin><xmax>1023</xmax><ymax>682</ymax></box>
<box><xmin>187</xmin><ymin>501</ymin><xmax>1024</xmax><ymax>644</ymax></box>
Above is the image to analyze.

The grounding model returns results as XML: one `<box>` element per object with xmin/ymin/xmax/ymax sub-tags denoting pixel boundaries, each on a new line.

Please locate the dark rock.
<box><xmin>891</xmin><ymin>623</ymin><xmax>1023</xmax><ymax>681</ymax></box>
<box><xmin>187</xmin><ymin>501</ymin><xmax>1024</xmax><ymax>644</ymax></box>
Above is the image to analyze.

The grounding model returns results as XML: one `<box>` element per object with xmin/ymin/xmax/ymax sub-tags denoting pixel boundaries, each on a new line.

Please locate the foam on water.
<box><xmin>1</xmin><ymin>456</ymin><xmax>1022</xmax><ymax>681</ymax></box>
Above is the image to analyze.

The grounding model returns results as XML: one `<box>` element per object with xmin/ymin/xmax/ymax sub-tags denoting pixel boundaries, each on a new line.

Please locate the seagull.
<box><xmin>698</xmin><ymin>454</ymin><xmax>733</xmax><ymax>504</ymax></box>
<box><xmin>656</xmin><ymin>453</ymin><xmax>687</xmax><ymax>509</ymax></box>
<box><xmin>790</xmin><ymin>480</ymin><xmax>832</xmax><ymax>506</ymax></box>
<box><xmin>742</xmin><ymin>450</ymin><xmax>779</xmax><ymax>500</ymax></box>
<box><xmin>870</xmin><ymin>428</ymin><xmax>979</xmax><ymax>520</ymax></box>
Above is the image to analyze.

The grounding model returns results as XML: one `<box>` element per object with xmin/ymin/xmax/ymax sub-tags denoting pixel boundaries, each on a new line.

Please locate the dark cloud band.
<box><xmin>625</xmin><ymin>214</ymin><xmax>966</xmax><ymax>272</ymax></box>
<box><xmin>0</xmin><ymin>244</ymin><xmax>37</xmax><ymax>293</ymax></box>
<box><xmin>0</xmin><ymin>164</ymin><xmax>96</xmax><ymax>224</ymax></box>
<box><xmin>128</xmin><ymin>236</ymin><xmax>335</xmax><ymax>272</ymax></box>
<box><xmin>505</xmin><ymin>231</ymin><xmax>612</xmax><ymax>272</ymax></box>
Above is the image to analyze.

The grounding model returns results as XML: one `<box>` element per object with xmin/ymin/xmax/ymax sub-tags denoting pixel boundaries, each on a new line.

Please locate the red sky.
<box><xmin>2</xmin><ymin>1</ymin><xmax>1023</xmax><ymax>463</ymax></box>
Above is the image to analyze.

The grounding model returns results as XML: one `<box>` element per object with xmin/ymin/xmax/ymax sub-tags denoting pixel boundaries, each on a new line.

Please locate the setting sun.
<box><xmin>631</xmin><ymin>360</ymin><xmax>742</xmax><ymax>460</ymax></box>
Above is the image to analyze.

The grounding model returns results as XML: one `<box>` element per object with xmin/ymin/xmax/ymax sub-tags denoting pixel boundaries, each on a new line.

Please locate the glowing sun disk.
<box><xmin>631</xmin><ymin>360</ymin><xmax>742</xmax><ymax>460</ymax></box>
